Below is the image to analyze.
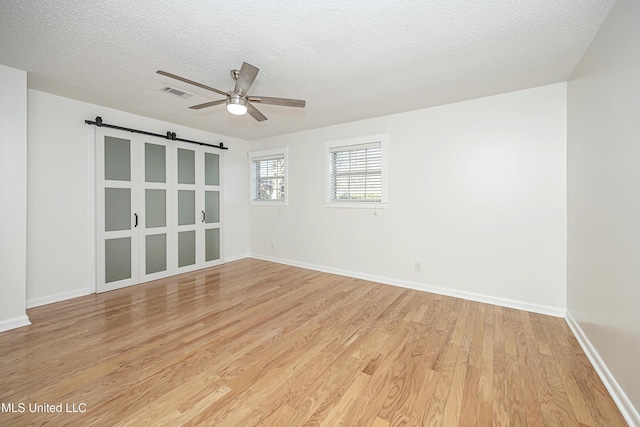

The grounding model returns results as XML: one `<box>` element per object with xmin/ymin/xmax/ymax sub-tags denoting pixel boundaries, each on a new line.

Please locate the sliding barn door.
<box><xmin>174</xmin><ymin>142</ymin><xmax>223</xmax><ymax>275</ymax></box>
<box><xmin>202</xmin><ymin>150</ymin><xmax>222</xmax><ymax>267</ymax></box>
<box><xmin>138</xmin><ymin>140</ymin><xmax>172</xmax><ymax>283</ymax></box>
<box><xmin>96</xmin><ymin>129</ymin><xmax>223</xmax><ymax>293</ymax></box>
<box><xmin>96</xmin><ymin>130</ymin><xmax>140</xmax><ymax>292</ymax></box>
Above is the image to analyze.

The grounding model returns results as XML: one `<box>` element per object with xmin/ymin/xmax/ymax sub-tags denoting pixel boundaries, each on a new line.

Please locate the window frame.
<box><xmin>248</xmin><ymin>147</ymin><xmax>289</xmax><ymax>206</ymax></box>
<box><xmin>324</xmin><ymin>133</ymin><xmax>388</xmax><ymax>209</ymax></box>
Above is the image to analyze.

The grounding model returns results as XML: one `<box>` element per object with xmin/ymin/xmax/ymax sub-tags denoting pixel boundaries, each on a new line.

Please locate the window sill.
<box><xmin>324</xmin><ymin>201</ymin><xmax>388</xmax><ymax>209</ymax></box>
<box><xmin>249</xmin><ymin>200</ymin><xmax>289</xmax><ymax>207</ymax></box>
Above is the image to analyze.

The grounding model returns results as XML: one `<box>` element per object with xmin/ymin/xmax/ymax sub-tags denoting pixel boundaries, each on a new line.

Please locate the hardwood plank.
<box><xmin>372</xmin><ymin>416</ymin><xmax>390</xmax><ymax>427</ymax></box>
<box><xmin>504</xmin><ymin>309</ymin><xmax>528</xmax><ymax>427</ymax></box>
<box><xmin>378</xmin><ymin>297</ymin><xmax>440</xmax><ymax>423</ymax></box>
<box><xmin>319</xmin><ymin>372</ymin><xmax>370</xmax><ymax>426</ymax></box>
<box><xmin>406</xmin><ymin>368</ymin><xmax>439</xmax><ymax>424</ymax></box>
<box><xmin>515</xmin><ymin>311</ymin><xmax>545</xmax><ymax>427</ymax></box>
<box><xmin>520</xmin><ymin>311</ymin><xmax>560</xmax><ymax>427</ymax></box>
<box><xmin>459</xmin><ymin>365</ymin><xmax>481</xmax><ymax>427</ymax></box>
<box><xmin>540</xmin><ymin>353</ymin><xmax>581</xmax><ymax>426</ymax></box>
<box><xmin>0</xmin><ymin>259</ymin><xmax>627</xmax><ymax>427</ymax></box>
<box><xmin>476</xmin><ymin>306</ymin><xmax>494</xmax><ymax>426</ymax></box>
<box><xmin>492</xmin><ymin>305</ymin><xmax>511</xmax><ymax>427</ymax></box>
<box><xmin>441</xmin><ymin>346</ymin><xmax>470</xmax><ymax>426</ymax></box>
<box><xmin>421</xmin><ymin>342</ymin><xmax>460</xmax><ymax>426</ymax></box>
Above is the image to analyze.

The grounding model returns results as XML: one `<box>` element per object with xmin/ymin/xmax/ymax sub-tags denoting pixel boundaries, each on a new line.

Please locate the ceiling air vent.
<box><xmin>160</xmin><ymin>86</ymin><xmax>193</xmax><ymax>99</ymax></box>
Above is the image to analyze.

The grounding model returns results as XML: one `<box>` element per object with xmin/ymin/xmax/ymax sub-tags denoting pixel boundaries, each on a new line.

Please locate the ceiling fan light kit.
<box><xmin>157</xmin><ymin>62</ymin><xmax>306</xmax><ymax>122</ymax></box>
<box><xmin>226</xmin><ymin>95</ymin><xmax>248</xmax><ymax>115</ymax></box>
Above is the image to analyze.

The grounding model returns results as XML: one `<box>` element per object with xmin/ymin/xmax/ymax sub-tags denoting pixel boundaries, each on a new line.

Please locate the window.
<box><xmin>248</xmin><ymin>147</ymin><xmax>288</xmax><ymax>205</ymax></box>
<box><xmin>325</xmin><ymin>134</ymin><xmax>388</xmax><ymax>208</ymax></box>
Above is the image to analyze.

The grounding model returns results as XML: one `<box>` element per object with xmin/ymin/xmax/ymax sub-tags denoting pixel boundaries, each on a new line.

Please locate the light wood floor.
<box><xmin>0</xmin><ymin>259</ymin><xmax>626</xmax><ymax>426</ymax></box>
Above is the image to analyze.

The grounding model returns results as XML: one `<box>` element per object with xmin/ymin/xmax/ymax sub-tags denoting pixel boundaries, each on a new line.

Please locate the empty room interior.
<box><xmin>1</xmin><ymin>0</ymin><xmax>639</xmax><ymax>426</ymax></box>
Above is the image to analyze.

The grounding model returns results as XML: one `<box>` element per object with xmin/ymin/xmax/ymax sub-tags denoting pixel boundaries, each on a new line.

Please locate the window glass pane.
<box><xmin>146</xmin><ymin>234</ymin><xmax>167</xmax><ymax>274</ymax></box>
<box><xmin>104</xmin><ymin>136</ymin><xmax>130</xmax><ymax>181</ymax></box>
<box><xmin>252</xmin><ymin>157</ymin><xmax>285</xmax><ymax>200</ymax></box>
<box><xmin>145</xmin><ymin>189</ymin><xmax>166</xmax><ymax>228</ymax></box>
<box><xmin>205</xmin><ymin>228</ymin><xmax>220</xmax><ymax>261</ymax></box>
<box><xmin>178</xmin><ymin>190</ymin><xmax>195</xmax><ymax>225</ymax></box>
<box><xmin>145</xmin><ymin>143</ymin><xmax>166</xmax><ymax>183</ymax></box>
<box><xmin>329</xmin><ymin>144</ymin><xmax>382</xmax><ymax>201</ymax></box>
<box><xmin>205</xmin><ymin>153</ymin><xmax>219</xmax><ymax>186</ymax></box>
<box><xmin>205</xmin><ymin>191</ymin><xmax>220</xmax><ymax>223</ymax></box>
<box><xmin>105</xmin><ymin>237</ymin><xmax>131</xmax><ymax>283</ymax></box>
<box><xmin>177</xmin><ymin>148</ymin><xmax>195</xmax><ymax>184</ymax></box>
<box><xmin>178</xmin><ymin>231</ymin><xmax>196</xmax><ymax>267</ymax></box>
<box><xmin>105</xmin><ymin>188</ymin><xmax>131</xmax><ymax>231</ymax></box>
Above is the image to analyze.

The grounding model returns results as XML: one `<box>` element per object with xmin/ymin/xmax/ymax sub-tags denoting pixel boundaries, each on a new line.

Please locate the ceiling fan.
<box><xmin>157</xmin><ymin>62</ymin><xmax>306</xmax><ymax>122</ymax></box>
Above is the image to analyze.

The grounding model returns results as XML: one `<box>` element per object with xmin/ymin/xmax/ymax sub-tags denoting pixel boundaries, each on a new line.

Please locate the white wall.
<box><xmin>250</xmin><ymin>83</ymin><xmax>567</xmax><ymax>315</ymax></box>
<box><xmin>567</xmin><ymin>0</ymin><xmax>640</xmax><ymax>423</ymax></box>
<box><xmin>26</xmin><ymin>90</ymin><xmax>249</xmax><ymax>307</ymax></box>
<box><xmin>0</xmin><ymin>65</ymin><xmax>30</xmax><ymax>331</ymax></box>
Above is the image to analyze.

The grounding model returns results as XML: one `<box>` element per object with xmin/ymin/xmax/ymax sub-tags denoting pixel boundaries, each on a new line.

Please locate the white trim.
<box><xmin>324</xmin><ymin>133</ymin><xmax>388</xmax><ymax>150</ymax></box>
<box><xmin>565</xmin><ymin>311</ymin><xmax>640</xmax><ymax>427</ymax></box>
<box><xmin>248</xmin><ymin>146</ymin><xmax>288</xmax><ymax>161</ymax></box>
<box><xmin>328</xmin><ymin>141</ymin><xmax>381</xmax><ymax>152</ymax></box>
<box><xmin>26</xmin><ymin>288</ymin><xmax>92</xmax><ymax>309</ymax></box>
<box><xmin>324</xmin><ymin>201</ymin><xmax>388</xmax><ymax>209</ymax></box>
<box><xmin>249</xmin><ymin>253</ymin><xmax>565</xmax><ymax>317</ymax></box>
<box><xmin>249</xmin><ymin>200</ymin><xmax>289</xmax><ymax>207</ymax></box>
<box><xmin>88</xmin><ymin>125</ymin><xmax>97</xmax><ymax>293</ymax></box>
<box><xmin>224</xmin><ymin>253</ymin><xmax>250</xmax><ymax>263</ymax></box>
<box><xmin>0</xmin><ymin>315</ymin><xmax>31</xmax><ymax>333</ymax></box>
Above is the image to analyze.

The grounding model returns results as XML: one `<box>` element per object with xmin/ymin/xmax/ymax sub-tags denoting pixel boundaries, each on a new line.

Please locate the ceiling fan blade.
<box><xmin>247</xmin><ymin>102</ymin><xmax>267</xmax><ymax>122</ymax></box>
<box><xmin>157</xmin><ymin>70</ymin><xmax>227</xmax><ymax>97</ymax></box>
<box><xmin>234</xmin><ymin>62</ymin><xmax>259</xmax><ymax>96</ymax></box>
<box><xmin>248</xmin><ymin>96</ymin><xmax>306</xmax><ymax>108</ymax></box>
<box><xmin>189</xmin><ymin>99</ymin><xmax>227</xmax><ymax>110</ymax></box>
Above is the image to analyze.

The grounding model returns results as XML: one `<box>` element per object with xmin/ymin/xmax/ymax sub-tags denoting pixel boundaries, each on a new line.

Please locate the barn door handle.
<box><xmin>134</xmin><ymin>213</ymin><xmax>138</xmax><ymax>227</ymax></box>
<box><xmin>202</xmin><ymin>210</ymin><xmax>206</xmax><ymax>223</ymax></box>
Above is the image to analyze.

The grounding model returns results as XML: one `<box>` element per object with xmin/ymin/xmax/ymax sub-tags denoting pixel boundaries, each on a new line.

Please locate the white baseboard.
<box><xmin>565</xmin><ymin>311</ymin><xmax>640</xmax><ymax>427</ymax></box>
<box><xmin>224</xmin><ymin>253</ymin><xmax>250</xmax><ymax>263</ymax></box>
<box><xmin>0</xmin><ymin>315</ymin><xmax>31</xmax><ymax>333</ymax></box>
<box><xmin>26</xmin><ymin>288</ymin><xmax>92</xmax><ymax>309</ymax></box>
<box><xmin>250</xmin><ymin>254</ymin><xmax>565</xmax><ymax>317</ymax></box>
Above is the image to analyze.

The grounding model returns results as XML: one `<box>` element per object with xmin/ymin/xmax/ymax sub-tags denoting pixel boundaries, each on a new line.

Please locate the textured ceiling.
<box><xmin>0</xmin><ymin>0</ymin><xmax>616</xmax><ymax>140</ymax></box>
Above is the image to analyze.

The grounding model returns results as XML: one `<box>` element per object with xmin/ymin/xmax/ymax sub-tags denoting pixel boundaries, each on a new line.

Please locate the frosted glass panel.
<box><xmin>104</xmin><ymin>136</ymin><xmax>131</xmax><ymax>181</ymax></box>
<box><xmin>145</xmin><ymin>143</ymin><xmax>166</xmax><ymax>183</ymax></box>
<box><xmin>105</xmin><ymin>188</ymin><xmax>131</xmax><ymax>231</ymax></box>
<box><xmin>145</xmin><ymin>189</ymin><xmax>166</xmax><ymax>228</ymax></box>
<box><xmin>178</xmin><ymin>190</ymin><xmax>195</xmax><ymax>225</ymax></box>
<box><xmin>105</xmin><ymin>237</ymin><xmax>131</xmax><ymax>283</ymax></box>
<box><xmin>205</xmin><ymin>228</ymin><xmax>220</xmax><ymax>262</ymax></box>
<box><xmin>178</xmin><ymin>231</ymin><xmax>196</xmax><ymax>267</ymax></box>
<box><xmin>146</xmin><ymin>234</ymin><xmax>167</xmax><ymax>275</ymax></box>
<box><xmin>205</xmin><ymin>153</ymin><xmax>219</xmax><ymax>185</ymax></box>
<box><xmin>205</xmin><ymin>191</ymin><xmax>219</xmax><ymax>223</ymax></box>
<box><xmin>177</xmin><ymin>148</ymin><xmax>195</xmax><ymax>184</ymax></box>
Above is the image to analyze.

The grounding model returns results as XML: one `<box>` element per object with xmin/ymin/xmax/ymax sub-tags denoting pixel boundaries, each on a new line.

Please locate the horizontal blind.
<box><xmin>252</xmin><ymin>157</ymin><xmax>285</xmax><ymax>200</ymax></box>
<box><xmin>329</xmin><ymin>142</ymin><xmax>382</xmax><ymax>201</ymax></box>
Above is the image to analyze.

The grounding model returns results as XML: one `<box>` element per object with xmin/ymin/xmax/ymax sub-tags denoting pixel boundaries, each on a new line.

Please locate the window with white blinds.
<box><xmin>329</xmin><ymin>143</ymin><xmax>381</xmax><ymax>201</ymax></box>
<box><xmin>325</xmin><ymin>134</ymin><xmax>388</xmax><ymax>207</ymax></box>
<box><xmin>248</xmin><ymin>147</ymin><xmax>288</xmax><ymax>205</ymax></box>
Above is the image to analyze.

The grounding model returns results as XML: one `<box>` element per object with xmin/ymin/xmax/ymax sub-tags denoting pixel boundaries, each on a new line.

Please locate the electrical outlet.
<box><xmin>414</xmin><ymin>262</ymin><xmax>421</xmax><ymax>271</ymax></box>
<box><xmin>271</xmin><ymin>242</ymin><xmax>275</xmax><ymax>249</ymax></box>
